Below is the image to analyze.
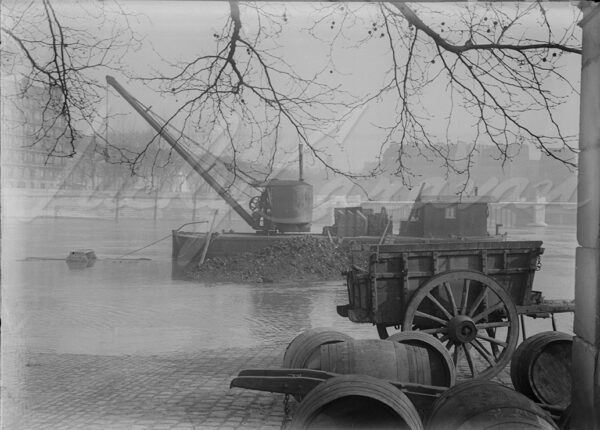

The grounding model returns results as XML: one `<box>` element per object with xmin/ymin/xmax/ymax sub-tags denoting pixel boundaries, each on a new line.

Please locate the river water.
<box><xmin>2</xmin><ymin>217</ymin><xmax>576</xmax><ymax>357</ymax></box>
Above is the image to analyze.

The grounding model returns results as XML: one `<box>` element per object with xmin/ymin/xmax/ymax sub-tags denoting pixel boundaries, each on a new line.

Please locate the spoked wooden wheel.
<box><xmin>402</xmin><ymin>270</ymin><xmax>518</xmax><ymax>381</ymax></box>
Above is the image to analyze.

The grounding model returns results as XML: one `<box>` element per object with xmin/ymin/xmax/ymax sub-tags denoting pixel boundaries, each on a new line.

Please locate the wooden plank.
<box><xmin>230</xmin><ymin>375</ymin><xmax>325</xmax><ymax>397</ymax></box>
<box><xmin>483</xmin><ymin>268</ymin><xmax>541</xmax><ymax>275</ymax></box>
<box><xmin>373</xmin><ymin>240</ymin><xmax>543</xmax><ymax>254</ymax></box>
<box><xmin>376</xmin><ymin>250</ymin><xmax>541</xmax><ymax>262</ymax></box>
<box><xmin>372</xmin><ymin>268</ymin><xmax>539</xmax><ymax>281</ymax></box>
<box><xmin>517</xmin><ymin>300</ymin><xmax>575</xmax><ymax>315</ymax></box>
<box><xmin>388</xmin><ymin>381</ymin><xmax>447</xmax><ymax>396</ymax></box>
<box><xmin>371</xmin><ymin>272</ymin><xmax>405</xmax><ymax>279</ymax></box>
<box><xmin>237</xmin><ymin>368</ymin><xmax>337</xmax><ymax>379</ymax></box>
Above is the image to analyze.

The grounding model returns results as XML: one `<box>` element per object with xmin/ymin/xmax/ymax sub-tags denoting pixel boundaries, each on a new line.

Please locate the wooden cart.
<box><xmin>336</xmin><ymin>240</ymin><xmax>574</xmax><ymax>380</ymax></box>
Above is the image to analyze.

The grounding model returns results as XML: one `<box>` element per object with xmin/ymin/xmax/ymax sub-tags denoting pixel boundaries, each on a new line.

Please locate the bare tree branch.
<box><xmin>2</xmin><ymin>1</ymin><xmax>582</xmax><ymax>192</ymax></box>
<box><xmin>1</xmin><ymin>0</ymin><xmax>142</xmax><ymax>159</ymax></box>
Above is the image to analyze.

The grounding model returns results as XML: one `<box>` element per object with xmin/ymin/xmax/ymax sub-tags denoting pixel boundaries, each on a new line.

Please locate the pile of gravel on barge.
<box><xmin>186</xmin><ymin>235</ymin><xmax>357</xmax><ymax>283</ymax></box>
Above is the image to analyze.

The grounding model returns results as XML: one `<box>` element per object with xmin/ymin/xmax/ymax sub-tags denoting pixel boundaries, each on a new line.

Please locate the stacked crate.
<box><xmin>334</xmin><ymin>207</ymin><xmax>369</xmax><ymax>237</ymax></box>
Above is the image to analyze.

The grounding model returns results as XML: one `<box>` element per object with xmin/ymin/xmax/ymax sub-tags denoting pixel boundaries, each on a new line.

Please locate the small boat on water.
<box><xmin>66</xmin><ymin>249</ymin><xmax>97</xmax><ymax>269</ymax></box>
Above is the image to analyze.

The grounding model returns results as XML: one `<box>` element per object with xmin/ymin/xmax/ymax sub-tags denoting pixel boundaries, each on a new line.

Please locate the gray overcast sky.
<box><xmin>88</xmin><ymin>2</ymin><xmax>582</xmax><ymax>171</ymax></box>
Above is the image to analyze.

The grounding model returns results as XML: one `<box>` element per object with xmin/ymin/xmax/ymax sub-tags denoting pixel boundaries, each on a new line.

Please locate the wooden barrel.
<box><xmin>283</xmin><ymin>328</ymin><xmax>352</xmax><ymax>369</ymax></box>
<box><xmin>319</xmin><ymin>339</ymin><xmax>450</xmax><ymax>386</ymax></box>
<box><xmin>510</xmin><ymin>331</ymin><xmax>572</xmax><ymax>408</ymax></box>
<box><xmin>387</xmin><ymin>331</ymin><xmax>456</xmax><ymax>387</ymax></box>
<box><xmin>426</xmin><ymin>380</ymin><xmax>558</xmax><ymax>430</ymax></box>
<box><xmin>289</xmin><ymin>374</ymin><xmax>423</xmax><ymax>430</ymax></box>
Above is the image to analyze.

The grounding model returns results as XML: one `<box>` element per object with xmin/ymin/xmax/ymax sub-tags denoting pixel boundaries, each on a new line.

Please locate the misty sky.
<box><xmin>99</xmin><ymin>2</ymin><xmax>581</xmax><ymax>173</ymax></box>
<box><xmin>4</xmin><ymin>1</ymin><xmax>582</xmax><ymax>173</ymax></box>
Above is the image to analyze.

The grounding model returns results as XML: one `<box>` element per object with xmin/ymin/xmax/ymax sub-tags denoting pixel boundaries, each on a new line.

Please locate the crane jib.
<box><xmin>105</xmin><ymin>75</ymin><xmax>260</xmax><ymax>230</ymax></box>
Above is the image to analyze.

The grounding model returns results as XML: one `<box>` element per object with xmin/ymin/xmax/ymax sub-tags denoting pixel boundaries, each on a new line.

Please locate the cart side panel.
<box><xmin>372</xmin><ymin>277</ymin><xmax>404</xmax><ymax>325</ymax></box>
<box><xmin>487</xmin><ymin>250</ymin><xmax>527</xmax><ymax>305</ymax></box>
<box><xmin>492</xmin><ymin>274</ymin><xmax>528</xmax><ymax>305</ymax></box>
<box><xmin>345</xmin><ymin>270</ymin><xmax>372</xmax><ymax>322</ymax></box>
<box><xmin>370</xmin><ymin>253</ymin><xmax>406</xmax><ymax>325</ymax></box>
<box><xmin>436</xmin><ymin>254</ymin><xmax>482</xmax><ymax>274</ymax></box>
<box><xmin>491</xmin><ymin>248</ymin><xmax>541</xmax><ymax>305</ymax></box>
<box><xmin>371</xmin><ymin>251</ymin><xmax>440</xmax><ymax>326</ymax></box>
<box><xmin>343</xmin><ymin>241</ymin><xmax>543</xmax><ymax>326</ymax></box>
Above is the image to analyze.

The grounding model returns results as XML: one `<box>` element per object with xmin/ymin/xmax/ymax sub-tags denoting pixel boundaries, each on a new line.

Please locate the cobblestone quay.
<box><xmin>5</xmin><ymin>346</ymin><xmax>288</xmax><ymax>430</ymax></box>
<box><xmin>5</xmin><ymin>343</ymin><xmax>518</xmax><ymax>430</ymax></box>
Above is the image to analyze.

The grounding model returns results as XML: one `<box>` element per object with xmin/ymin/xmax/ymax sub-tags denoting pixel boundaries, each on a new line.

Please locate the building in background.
<box><xmin>1</xmin><ymin>75</ymin><xmax>74</xmax><ymax>190</ymax></box>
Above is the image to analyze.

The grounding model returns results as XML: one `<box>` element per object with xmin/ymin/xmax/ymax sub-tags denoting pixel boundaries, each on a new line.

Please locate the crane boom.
<box><xmin>105</xmin><ymin>75</ymin><xmax>259</xmax><ymax>230</ymax></box>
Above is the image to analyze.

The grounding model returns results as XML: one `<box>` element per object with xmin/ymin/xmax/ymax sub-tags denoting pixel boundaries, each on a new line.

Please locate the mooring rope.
<box><xmin>114</xmin><ymin>220</ymin><xmax>211</xmax><ymax>259</ymax></box>
<box><xmin>113</xmin><ymin>233</ymin><xmax>173</xmax><ymax>259</ymax></box>
<box><xmin>23</xmin><ymin>221</ymin><xmax>211</xmax><ymax>262</ymax></box>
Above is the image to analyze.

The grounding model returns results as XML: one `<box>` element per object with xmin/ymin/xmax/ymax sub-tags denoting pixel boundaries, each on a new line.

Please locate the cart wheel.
<box><xmin>402</xmin><ymin>270</ymin><xmax>518</xmax><ymax>381</ymax></box>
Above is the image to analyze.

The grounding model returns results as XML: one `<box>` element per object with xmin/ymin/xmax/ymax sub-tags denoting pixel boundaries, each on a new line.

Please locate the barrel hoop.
<box><xmin>289</xmin><ymin>374</ymin><xmax>424</xmax><ymax>430</ymax></box>
<box><xmin>410</xmin><ymin>344</ymin><xmax>431</xmax><ymax>385</ymax></box>
<box><xmin>283</xmin><ymin>328</ymin><xmax>352</xmax><ymax>368</ymax></box>
<box><xmin>396</xmin><ymin>341</ymin><xmax>410</xmax><ymax>382</ymax></box>
<box><xmin>388</xmin><ymin>331</ymin><xmax>456</xmax><ymax>387</ymax></box>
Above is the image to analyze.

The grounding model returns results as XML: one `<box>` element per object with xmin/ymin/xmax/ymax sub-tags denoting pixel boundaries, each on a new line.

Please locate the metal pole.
<box><xmin>192</xmin><ymin>189</ymin><xmax>198</xmax><ymax>223</ymax></box>
<box><xmin>199</xmin><ymin>209</ymin><xmax>219</xmax><ymax>266</ymax></box>
<box><xmin>378</xmin><ymin>219</ymin><xmax>391</xmax><ymax>245</ymax></box>
<box><xmin>298</xmin><ymin>143</ymin><xmax>304</xmax><ymax>181</ymax></box>
<box><xmin>520</xmin><ymin>315</ymin><xmax>527</xmax><ymax>341</ymax></box>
